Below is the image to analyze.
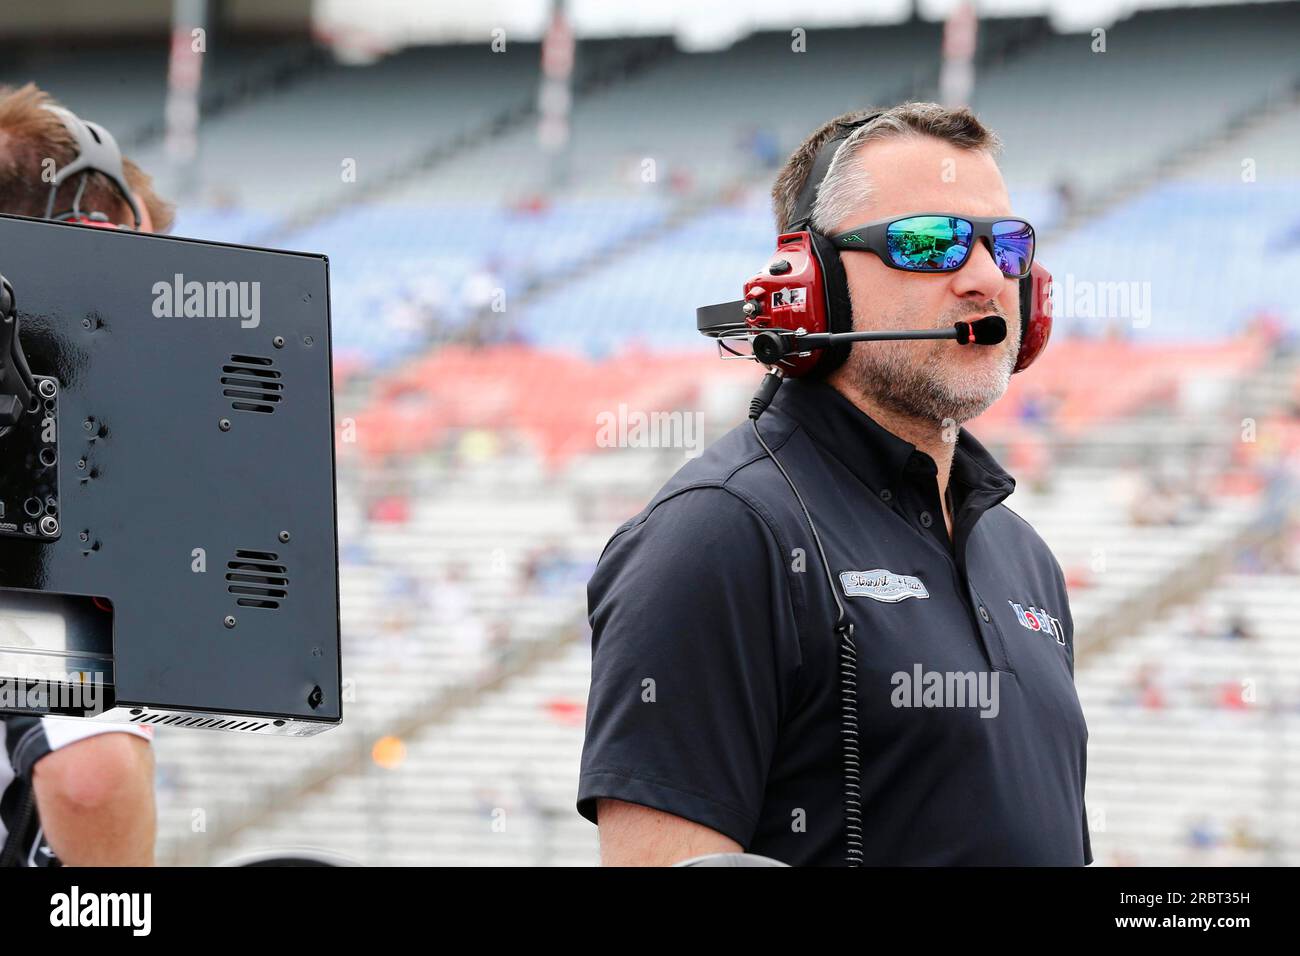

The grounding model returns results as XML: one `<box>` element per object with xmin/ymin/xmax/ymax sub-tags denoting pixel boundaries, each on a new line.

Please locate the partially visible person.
<box><xmin>0</xmin><ymin>82</ymin><xmax>168</xmax><ymax>866</ymax></box>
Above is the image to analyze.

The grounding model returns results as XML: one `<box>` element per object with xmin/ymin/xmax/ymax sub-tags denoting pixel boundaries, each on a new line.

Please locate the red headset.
<box><xmin>41</xmin><ymin>105</ymin><xmax>142</xmax><ymax>230</ymax></box>
<box><xmin>698</xmin><ymin>112</ymin><xmax>1052</xmax><ymax>378</ymax></box>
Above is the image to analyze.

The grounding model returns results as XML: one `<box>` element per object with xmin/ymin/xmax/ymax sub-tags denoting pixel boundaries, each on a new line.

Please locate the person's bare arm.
<box><xmin>31</xmin><ymin>733</ymin><xmax>156</xmax><ymax>866</ymax></box>
<box><xmin>597</xmin><ymin>799</ymin><xmax>742</xmax><ymax>866</ymax></box>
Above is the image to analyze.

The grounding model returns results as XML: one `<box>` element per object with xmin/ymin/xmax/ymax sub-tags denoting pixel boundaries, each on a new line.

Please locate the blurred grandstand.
<box><xmin>4</xmin><ymin>0</ymin><xmax>1299</xmax><ymax>865</ymax></box>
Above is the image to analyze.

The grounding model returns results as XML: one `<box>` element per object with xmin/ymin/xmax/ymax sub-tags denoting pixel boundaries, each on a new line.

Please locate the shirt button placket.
<box><xmin>969</xmin><ymin>592</ymin><xmax>1012</xmax><ymax>673</ymax></box>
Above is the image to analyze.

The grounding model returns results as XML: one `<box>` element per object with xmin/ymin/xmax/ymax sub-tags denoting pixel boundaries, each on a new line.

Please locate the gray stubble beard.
<box><xmin>835</xmin><ymin>314</ymin><xmax>1016</xmax><ymax>427</ymax></box>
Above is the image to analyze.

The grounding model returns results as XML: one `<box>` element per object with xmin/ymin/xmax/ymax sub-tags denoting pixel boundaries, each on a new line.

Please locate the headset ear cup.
<box><xmin>807</xmin><ymin>229</ymin><xmax>853</xmax><ymax>378</ymax></box>
<box><xmin>1014</xmin><ymin>261</ymin><xmax>1053</xmax><ymax>373</ymax></box>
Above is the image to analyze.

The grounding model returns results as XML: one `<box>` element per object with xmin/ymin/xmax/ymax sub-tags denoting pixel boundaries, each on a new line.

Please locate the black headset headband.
<box><xmin>785</xmin><ymin>111</ymin><xmax>883</xmax><ymax>232</ymax></box>
<box><xmin>41</xmin><ymin>105</ymin><xmax>142</xmax><ymax>228</ymax></box>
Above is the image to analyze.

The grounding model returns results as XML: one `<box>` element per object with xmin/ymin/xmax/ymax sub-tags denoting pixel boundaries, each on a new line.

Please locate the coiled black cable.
<box><xmin>749</xmin><ymin>370</ymin><xmax>864</xmax><ymax>866</ymax></box>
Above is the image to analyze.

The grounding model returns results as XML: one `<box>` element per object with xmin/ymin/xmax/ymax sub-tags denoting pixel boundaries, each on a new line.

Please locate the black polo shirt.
<box><xmin>577</xmin><ymin>378</ymin><xmax>1091</xmax><ymax>866</ymax></box>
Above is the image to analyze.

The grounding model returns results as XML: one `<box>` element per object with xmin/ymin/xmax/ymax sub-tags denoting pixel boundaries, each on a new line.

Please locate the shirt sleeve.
<box><xmin>576</xmin><ymin>485</ymin><xmax>803</xmax><ymax>848</ymax></box>
<box><xmin>7</xmin><ymin>716</ymin><xmax>153</xmax><ymax>779</ymax></box>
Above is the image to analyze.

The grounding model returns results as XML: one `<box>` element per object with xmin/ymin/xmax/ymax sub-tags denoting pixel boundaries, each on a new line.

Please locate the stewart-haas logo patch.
<box><xmin>839</xmin><ymin>569</ymin><xmax>929</xmax><ymax>603</ymax></box>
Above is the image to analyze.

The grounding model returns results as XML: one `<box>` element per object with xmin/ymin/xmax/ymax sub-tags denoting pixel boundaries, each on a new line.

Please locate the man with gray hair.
<box><xmin>578</xmin><ymin>103</ymin><xmax>1090</xmax><ymax>866</ymax></box>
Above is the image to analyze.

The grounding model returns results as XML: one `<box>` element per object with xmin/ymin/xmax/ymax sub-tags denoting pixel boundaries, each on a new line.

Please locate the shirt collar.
<box><xmin>770</xmin><ymin>378</ymin><xmax>1016</xmax><ymax>502</ymax></box>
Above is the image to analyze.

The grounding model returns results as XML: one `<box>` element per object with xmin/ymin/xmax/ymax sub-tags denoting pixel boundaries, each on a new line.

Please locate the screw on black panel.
<box><xmin>78</xmin><ymin>531</ymin><xmax>89</xmax><ymax>542</ymax></box>
<box><xmin>303</xmin><ymin>335</ymin><xmax>314</xmax><ymax>347</ymax></box>
<box><xmin>224</xmin><ymin>615</ymin><xmax>237</xmax><ymax>628</ymax></box>
<box><xmin>278</xmin><ymin>530</ymin><xmax>290</xmax><ymax>543</ymax></box>
<box><xmin>307</xmin><ymin>686</ymin><xmax>323</xmax><ymax>709</ymax></box>
<box><xmin>219</xmin><ymin>418</ymin><xmax>231</xmax><ymax>431</ymax></box>
<box><xmin>273</xmin><ymin>336</ymin><xmax>285</xmax><ymax>348</ymax></box>
<box><xmin>76</xmin><ymin>458</ymin><xmax>86</xmax><ymax>470</ymax></box>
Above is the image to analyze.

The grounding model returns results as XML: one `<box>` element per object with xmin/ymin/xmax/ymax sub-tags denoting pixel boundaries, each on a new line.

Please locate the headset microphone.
<box><xmin>751</xmin><ymin>314</ymin><xmax>1006</xmax><ymax>366</ymax></box>
<box><xmin>954</xmin><ymin>314</ymin><xmax>1008</xmax><ymax>346</ymax></box>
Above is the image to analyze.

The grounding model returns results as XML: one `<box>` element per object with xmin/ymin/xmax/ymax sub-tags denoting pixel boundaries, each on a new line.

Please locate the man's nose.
<box><xmin>950</xmin><ymin>238</ymin><xmax>1008</xmax><ymax>299</ymax></box>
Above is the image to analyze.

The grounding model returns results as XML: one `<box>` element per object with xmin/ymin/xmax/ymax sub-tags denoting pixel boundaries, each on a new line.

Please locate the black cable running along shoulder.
<box><xmin>749</xmin><ymin>395</ymin><xmax>864</xmax><ymax>866</ymax></box>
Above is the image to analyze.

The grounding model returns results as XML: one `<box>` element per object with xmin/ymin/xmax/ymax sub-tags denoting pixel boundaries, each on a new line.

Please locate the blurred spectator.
<box><xmin>1052</xmin><ymin>174</ymin><xmax>1077</xmax><ymax>221</ymax></box>
<box><xmin>370</xmin><ymin>495</ymin><xmax>411</xmax><ymax>524</ymax></box>
<box><xmin>738</xmin><ymin>126</ymin><xmax>781</xmax><ymax>171</ymax></box>
<box><xmin>1186</xmin><ymin>816</ymin><xmax>1219</xmax><ymax>851</ymax></box>
<box><xmin>485</xmin><ymin>619</ymin><xmax>518</xmax><ymax>679</ymax></box>
<box><xmin>1119</xmin><ymin>661</ymin><xmax>1167</xmax><ymax>709</ymax></box>
<box><xmin>1223</xmin><ymin>612</ymin><xmax>1254</xmax><ymax>641</ymax></box>
<box><xmin>433</xmin><ymin>566</ymin><xmax>491</xmax><ymax>678</ymax></box>
<box><xmin>1216</xmin><ymin>681</ymin><xmax>1248</xmax><ymax>710</ymax></box>
<box><xmin>1228</xmin><ymin>818</ymin><xmax>1268</xmax><ymax>851</ymax></box>
<box><xmin>523</xmin><ymin>544</ymin><xmax>594</xmax><ymax>597</ymax></box>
